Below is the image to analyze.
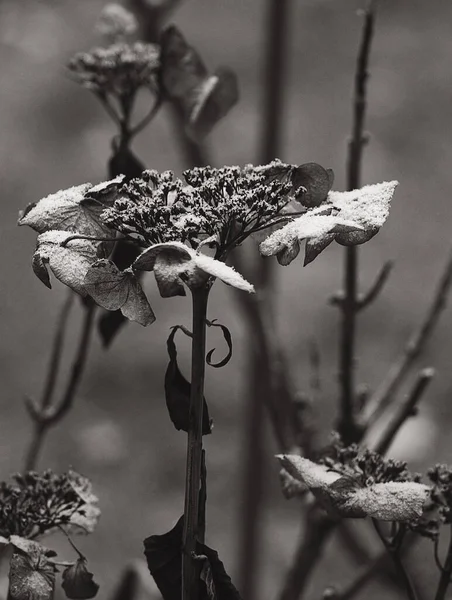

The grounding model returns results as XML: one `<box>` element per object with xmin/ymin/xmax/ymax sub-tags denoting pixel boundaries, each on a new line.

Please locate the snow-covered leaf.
<box><xmin>133</xmin><ymin>241</ymin><xmax>254</xmax><ymax>295</ymax></box>
<box><xmin>84</xmin><ymin>259</ymin><xmax>155</xmax><ymax>326</ymax></box>
<box><xmin>260</xmin><ymin>215</ymin><xmax>362</xmax><ymax>264</ymax></box>
<box><xmin>18</xmin><ymin>181</ymin><xmax>121</xmax><ymax>236</ymax></box>
<box><xmin>329</xmin><ymin>181</ymin><xmax>398</xmax><ymax>246</ymax></box>
<box><xmin>277</xmin><ymin>455</ymin><xmax>430</xmax><ymax>522</ymax></box>
<box><xmin>33</xmin><ymin>231</ymin><xmax>100</xmax><ymax>295</ymax></box>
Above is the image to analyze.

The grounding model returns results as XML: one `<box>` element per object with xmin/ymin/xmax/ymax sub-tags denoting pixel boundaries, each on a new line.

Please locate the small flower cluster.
<box><xmin>96</xmin><ymin>3</ymin><xmax>138</xmax><ymax>42</ymax></box>
<box><xmin>321</xmin><ymin>441</ymin><xmax>421</xmax><ymax>486</ymax></box>
<box><xmin>0</xmin><ymin>470</ymin><xmax>99</xmax><ymax>539</ymax></box>
<box><xmin>428</xmin><ymin>465</ymin><xmax>452</xmax><ymax>525</ymax></box>
<box><xmin>102</xmin><ymin>163</ymin><xmax>296</xmax><ymax>256</ymax></box>
<box><xmin>68</xmin><ymin>42</ymin><xmax>160</xmax><ymax>97</ymax></box>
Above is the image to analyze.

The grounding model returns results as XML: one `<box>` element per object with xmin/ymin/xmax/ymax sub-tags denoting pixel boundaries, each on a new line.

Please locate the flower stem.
<box><xmin>182</xmin><ymin>285</ymin><xmax>210</xmax><ymax>600</ymax></box>
<box><xmin>434</xmin><ymin>525</ymin><xmax>452</xmax><ymax>600</ymax></box>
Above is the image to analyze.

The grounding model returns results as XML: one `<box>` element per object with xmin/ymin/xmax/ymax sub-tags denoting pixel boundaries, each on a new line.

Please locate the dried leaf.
<box><xmin>62</xmin><ymin>558</ymin><xmax>99</xmax><ymax>599</ymax></box>
<box><xmin>18</xmin><ymin>182</ymin><xmax>117</xmax><ymax>237</ymax></box>
<box><xmin>206</xmin><ymin>320</ymin><xmax>233</xmax><ymax>368</ymax></box>
<box><xmin>66</xmin><ymin>471</ymin><xmax>101</xmax><ymax>533</ymax></box>
<box><xmin>133</xmin><ymin>242</ymin><xmax>254</xmax><ymax>295</ymax></box>
<box><xmin>84</xmin><ymin>259</ymin><xmax>155</xmax><ymax>326</ymax></box>
<box><xmin>33</xmin><ymin>231</ymin><xmax>100</xmax><ymax>295</ymax></box>
<box><xmin>160</xmin><ymin>26</ymin><xmax>238</xmax><ymax>140</ymax></box>
<box><xmin>292</xmin><ymin>163</ymin><xmax>333</xmax><ymax>208</ymax></box>
<box><xmin>144</xmin><ymin>518</ymin><xmax>242</xmax><ymax>600</ymax></box>
<box><xmin>165</xmin><ymin>327</ymin><xmax>212</xmax><ymax>434</ymax></box>
<box><xmin>8</xmin><ymin>539</ymin><xmax>56</xmax><ymax>600</ymax></box>
<box><xmin>304</xmin><ymin>234</ymin><xmax>335</xmax><ymax>266</ymax></box>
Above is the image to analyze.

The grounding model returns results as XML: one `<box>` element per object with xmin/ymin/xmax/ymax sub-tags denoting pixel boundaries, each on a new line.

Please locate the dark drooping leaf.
<box><xmin>165</xmin><ymin>327</ymin><xmax>212</xmax><ymax>434</ymax></box>
<box><xmin>291</xmin><ymin>163</ymin><xmax>333</xmax><ymax>208</ymax></box>
<box><xmin>144</xmin><ymin>518</ymin><xmax>242</xmax><ymax>600</ymax></box>
<box><xmin>62</xmin><ymin>558</ymin><xmax>99</xmax><ymax>599</ymax></box>
<box><xmin>159</xmin><ymin>26</ymin><xmax>238</xmax><ymax>141</ymax></box>
<box><xmin>206</xmin><ymin>320</ymin><xmax>233</xmax><ymax>368</ymax></box>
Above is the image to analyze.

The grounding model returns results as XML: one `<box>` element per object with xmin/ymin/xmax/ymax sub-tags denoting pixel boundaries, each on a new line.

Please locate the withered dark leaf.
<box><xmin>8</xmin><ymin>540</ymin><xmax>56</xmax><ymax>600</ymax></box>
<box><xmin>62</xmin><ymin>558</ymin><xmax>99</xmax><ymax>600</ymax></box>
<box><xmin>165</xmin><ymin>327</ymin><xmax>212</xmax><ymax>434</ymax></box>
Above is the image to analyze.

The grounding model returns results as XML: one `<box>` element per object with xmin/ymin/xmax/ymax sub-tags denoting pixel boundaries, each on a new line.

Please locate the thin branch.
<box><xmin>357</xmin><ymin>260</ymin><xmax>394</xmax><ymax>311</ymax></box>
<box><xmin>327</xmin><ymin>550</ymin><xmax>387</xmax><ymax>600</ymax></box>
<box><xmin>24</xmin><ymin>302</ymin><xmax>96</xmax><ymax>470</ymax></box>
<box><xmin>277</xmin><ymin>508</ymin><xmax>336</xmax><ymax>600</ymax></box>
<box><xmin>372</xmin><ymin>520</ymin><xmax>418</xmax><ymax>600</ymax></box>
<box><xmin>362</xmin><ymin>248</ymin><xmax>452</xmax><ymax>428</ymax></box>
<box><xmin>369</xmin><ymin>367</ymin><xmax>434</xmax><ymax>455</ymax></box>
<box><xmin>337</xmin><ymin>1</ymin><xmax>377</xmax><ymax>444</ymax></box>
<box><xmin>130</xmin><ymin>95</ymin><xmax>162</xmax><ymax>138</ymax></box>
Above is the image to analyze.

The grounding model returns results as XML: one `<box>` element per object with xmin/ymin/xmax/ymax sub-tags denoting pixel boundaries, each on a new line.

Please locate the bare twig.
<box><xmin>369</xmin><ymin>367</ymin><xmax>434</xmax><ymax>455</ymax></box>
<box><xmin>362</xmin><ymin>249</ymin><xmax>452</xmax><ymax>428</ymax></box>
<box><xmin>434</xmin><ymin>525</ymin><xmax>452</xmax><ymax>600</ymax></box>
<box><xmin>277</xmin><ymin>508</ymin><xmax>336</xmax><ymax>600</ymax></box>
<box><xmin>24</xmin><ymin>302</ymin><xmax>96</xmax><ymax>470</ymax></box>
<box><xmin>337</xmin><ymin>0</ymin><xmax>377</xmax><ymax>444</ymax></box>
<box><xmin>357</xmin><ymin>261</ymin><xmax>394</xmax><ymax>311</ymax></box>
<box><xmin>324</xmin><ymin>550</ymin><xmax>387</xmax><ymax>600</ymax></box>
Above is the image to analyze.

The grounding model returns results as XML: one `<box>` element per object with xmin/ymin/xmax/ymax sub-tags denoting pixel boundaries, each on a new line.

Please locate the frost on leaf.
<box><xmin>260</xmin><ymin>180</ymin><xmax>398</xmax><ymax>265</ymax></box>
<box><xmin>160</xmin><ymin>26</ymin><xmax>238</xmax><ymax>141</ymax></box>
<box><xmin>260</xmin><ymin>215</ymin><xmax>362</xmax><ymax>266</ymax></box>
<box><xmin>32</xmin><ymin>231</ymin><xmax>100</xmax><ymax>295</ymax></box>
<box><xmin>84</xmin><ymin>259</ymin><xmax>155</xmax><ymax>326</ymax></box>
<box><xmin>277</xmin><ymin>455</ymin><xmax>430</xmax><ymax>522</ymax></box>
<box><xmin>329</xmin><ymin>181</ymin><xmax>398</xmax><ymax>246</ymax></box>
<box><xmin>8</xmin><ymin>538</ymin><xmax>56</xmax><ymax>600</ymax></box>
<box><xmin>133</xmin><ymin>241</ymin><xmax>254</xmax><ymax>295</ymax></box>
<box><xmin>62</xmin><ymin>558</ymin><xmax>99</xmax><ymax>599</ymax></box>
<box><xmin>18</xmin><ymin>180</ymin><xmax>121</xmax><ymax>236</ymax></box>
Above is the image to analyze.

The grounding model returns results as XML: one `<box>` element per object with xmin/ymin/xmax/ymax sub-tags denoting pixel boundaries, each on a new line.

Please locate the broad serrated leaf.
<box><xmin>18</xmin><ymin>182</ymin><xmax>117</xmax><ymax>237</ymax></box>
<box><xmin>62</xmin><ymin>558</ymin><xmax>99</xmax><ymax>599</ymax></box>
<box><xmin>85</xmin><ymin>259</ymin><xmax>155</xmax><ymax>326</ymax></box>
<box><xmin>160</xmin><ymin>26</ymin><xmax>238</xmax><ymax>140</ymax></box>
<box><xmin>165</xmin><ymin>327</ymin><xmax>212</xmax><ymax>434</ymax></box>
<box><xmin>33</xmin><ymin>231</ymin><xmax>100</xmax><ymax>295</ymax></box>
<box><xmin>8</xmin><ymin>539</ymin><xmax>56</xmax><ymax>600</ymax></box>
<box><xmin>133</xmin><ymin>242</ymin><xmax>254</xmax><ymax>295</ymax></box>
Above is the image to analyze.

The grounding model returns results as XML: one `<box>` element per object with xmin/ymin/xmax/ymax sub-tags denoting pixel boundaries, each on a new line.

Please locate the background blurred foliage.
<box><xmin>1</xmin><ymin>0</ymin><xmax>452</xmax><ymax>598</ymax></box>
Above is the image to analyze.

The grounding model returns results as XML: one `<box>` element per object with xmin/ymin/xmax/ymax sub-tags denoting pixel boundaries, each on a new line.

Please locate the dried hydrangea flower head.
<box><xmin>68</xmin><ymin>42</ymin><xmax>160</xmax><ymax>98</ymax></box>
<box><xmin>0</xmin><ymin>470</ymin><xmax>99</xmax><ymax>540</ymax></box>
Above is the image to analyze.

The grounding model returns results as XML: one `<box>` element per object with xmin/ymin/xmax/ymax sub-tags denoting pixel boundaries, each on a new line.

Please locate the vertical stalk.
<box><xmin>182</xmin><ymin>285</ymin><xmax>210</xmax><ymax>600</ymax></box>
<box><xmin>338</xmin><ymin>1</ymin><xmax>376</xmax><ymax>443</ymax></box>
<box><xmin>239</xmin><ymin>1</ymin><xmax>291</xmax><ymax>598</ymax></box>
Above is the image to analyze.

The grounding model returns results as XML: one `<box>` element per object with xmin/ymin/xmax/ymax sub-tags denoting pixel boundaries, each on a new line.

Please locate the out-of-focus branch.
<box><xmin>24</xmin><ymin>301</ymin><xmax>96</xmax><ymax>470</ymax></box>
<box><xmin>322</xmin><ymin>550</ymin><xmax>387</xmax><ymax>600</ymax></box>
<box><xmin>362</xmin><ymin>249</ymin><xmax>452</xmax><ymax>429</ymax></box>
<box><xmin>369</xmin><ymin>367</ymin><xmax>434</xmax><ymax>455</ymax></box>
<box><xmin>337</xmin><ymin>0</ymin><xmax>377</xmax><ymax>444</ymax></box>
<box><xmin>357</xmin><ymin>260</ymin><xmax>393</xmax><ymax>311</ymax></box>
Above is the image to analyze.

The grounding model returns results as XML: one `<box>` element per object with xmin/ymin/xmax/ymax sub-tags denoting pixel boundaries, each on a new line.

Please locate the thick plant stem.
<box><xmin>338</xmin><ymin>1</ymin><xmax>376</xmax><ymax>443</ymax></box>
<box><xmin>182</xmin><ymin>286</ymin><xmax>210</xmax><ymax>600</ymax></box>
<box><xmin>434</xmin><ymin>525</ymin><xmax>452</xmax><ymax>600</ymax></box>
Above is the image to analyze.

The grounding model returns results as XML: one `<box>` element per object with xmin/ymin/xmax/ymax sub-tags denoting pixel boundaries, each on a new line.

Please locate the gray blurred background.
<box><xmin>1</xmin><ymin>0</ymin><xmax>452</xmax><ymax>598</ymax></box>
